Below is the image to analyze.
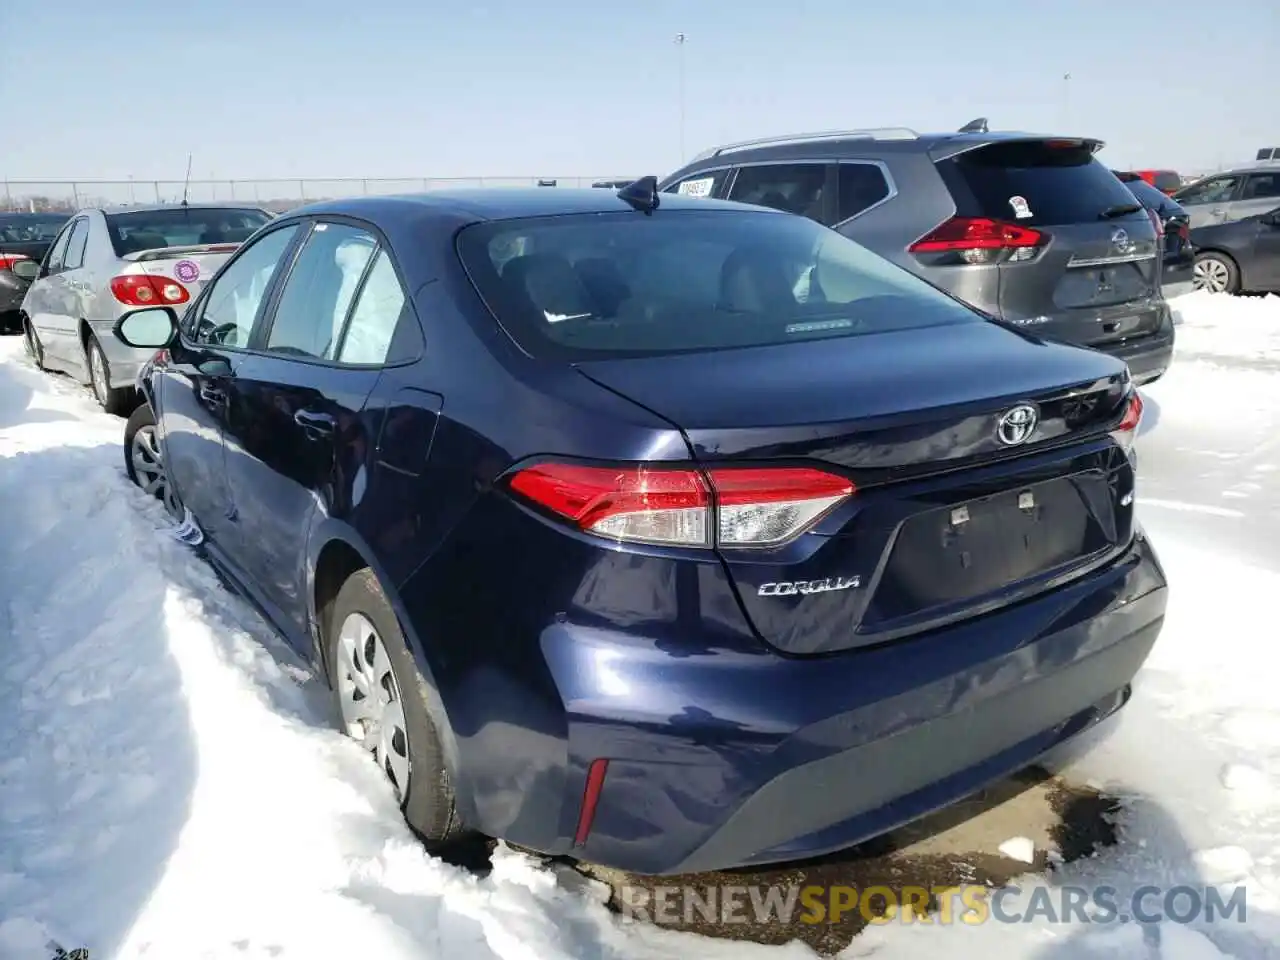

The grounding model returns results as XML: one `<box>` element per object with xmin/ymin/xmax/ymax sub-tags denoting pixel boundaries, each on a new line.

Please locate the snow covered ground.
<box><xmin>1</xmin><ymin>293</ymin><xmax>1279</xmax><ymax>959</ymax></box>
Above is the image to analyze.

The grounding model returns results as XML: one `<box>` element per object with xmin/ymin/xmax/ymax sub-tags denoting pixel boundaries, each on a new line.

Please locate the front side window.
<box><xmin>265</xmin><ymin>223</ymin><xmax>377</xmax><ymax>361</ymax></box>
<box><xmin>43</xmin><ymin>221</ymin><xmax>75</xmax><ymax>272</ymax></box>
<box><xmin>188</xmin><ymin>225</ymin><xmax>298</xmax><ymax>348</ymax></box>
<box><xmin>457</xmin><ymin>209</ymin><xmax>981</xmax><ymax>362</ymax></box>
<box><xmin>1175</xmin><ymin>176</ymin><xmax>1240</xmax><ymax>206</ymax></box>
<box><xmin>662</xmin><ymin>170</ymin><xmax>729</xmax><ymax>199</ymax></box>
<box><xmin>727</xmin><ymin>163</ymin><xmax>828</xmax><ymax>220</ymax></box>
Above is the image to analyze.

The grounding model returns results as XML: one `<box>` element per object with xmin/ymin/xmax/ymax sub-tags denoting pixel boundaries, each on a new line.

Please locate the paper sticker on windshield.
<box><xmin>1008</xmin><ymin>195</ymin><xmax>1033</xmax><ymax>219</ymax></box>
<box><xmin>677</xmin><ymin>177</ymin><xmax>715</xmax><ymax>198</ymax></box>
<box><xmin>173</xmin><ymin>260</ymin><xmax>200</xmax><ymax>283</ymax></box>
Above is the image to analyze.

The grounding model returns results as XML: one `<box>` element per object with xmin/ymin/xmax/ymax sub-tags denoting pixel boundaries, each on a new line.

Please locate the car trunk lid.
<box><xmin>575</xmin><ymin>322</ymin><xmax>1139</xmax><ymax>655</ymax></box>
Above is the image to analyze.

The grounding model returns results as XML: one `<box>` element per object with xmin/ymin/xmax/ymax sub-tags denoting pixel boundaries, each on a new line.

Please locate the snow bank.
<box><xmin>1169</xmin><ymin>291</ymin><xmax>1280</xmax><ymax>370</ymax></box>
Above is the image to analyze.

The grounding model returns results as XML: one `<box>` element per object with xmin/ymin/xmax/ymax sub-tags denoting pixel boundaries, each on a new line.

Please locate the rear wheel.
<box><xmin>1193</xmin><ymin>252</ymin><xmax>1239</xmax><ymax>294</ymax></box>
<box><xmin>328</xmin><ymin>568</ymin><xmax>463</xmax><ymax>845</ymax></box>
<box><xmin>87</xmin><ymin>333</ymin><xmax>132</xmax><ymax>416</ymax></box>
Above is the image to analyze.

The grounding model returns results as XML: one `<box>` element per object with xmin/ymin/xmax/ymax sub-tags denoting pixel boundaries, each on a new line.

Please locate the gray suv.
<box><xmin>659</xmin><ymin>127</ymin><xmax>1173</xmax><ymax>385</ymax></box>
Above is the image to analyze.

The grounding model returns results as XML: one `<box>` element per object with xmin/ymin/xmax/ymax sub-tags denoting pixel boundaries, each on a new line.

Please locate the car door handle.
<box><xmin>294</xmin><ymin>408</ymin><xmax>336</xmax><ymax>439</ymax></box>
<box><xmin>199</xmin><ymin>383</ymin><xmax>226</xmax><ymax>404</ymax></box>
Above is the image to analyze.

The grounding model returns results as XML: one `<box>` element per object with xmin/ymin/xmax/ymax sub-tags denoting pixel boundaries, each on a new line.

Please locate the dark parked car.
<box><xmin>1114</xmin><ymin>172</ymin><xmax>1195</xmax><ymax>299</ymax></box>
<box><xmin>660</xmin><ymin>127</ymin><xmax>1174</xmax><ymax>386</ymax></box>
<box><xmin>111</xmin><ymin>184</ymin><xmax>1166</xmax><ymax>875</ymax></box>
<box><xmin>1187</xmin><ymin>205</ymin><xmax>1280</xmax><ymax>294</ymax></box>
<box><xmin>0</xmin><ymin>212</ymin><xmax>71</xmax><ymax>332</ymax></box>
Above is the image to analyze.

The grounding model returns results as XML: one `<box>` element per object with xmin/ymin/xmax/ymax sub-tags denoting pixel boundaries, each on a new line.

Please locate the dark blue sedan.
<box><xmin>112</xmin><ymin>181</ymin><xmax>1167</xmax><ymax>875</ymax></box>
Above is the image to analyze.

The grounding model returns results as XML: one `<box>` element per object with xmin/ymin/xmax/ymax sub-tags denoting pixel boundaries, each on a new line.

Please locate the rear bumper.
<box><xmin>518</xmin><ymin>532</ymin><xmax>1167</xmax><ymax>875</ymax></box>
<box><xmin>0</xmin><ymin>272</ymin><xmax>29</xmax><ymax>316</ymax></box>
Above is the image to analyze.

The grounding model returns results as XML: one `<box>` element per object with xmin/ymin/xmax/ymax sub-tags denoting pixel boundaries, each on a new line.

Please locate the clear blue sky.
<box><xmin>2</xmin><ymin>0</ymin><xmax>1274</xmax><ymax>183</ymax></box>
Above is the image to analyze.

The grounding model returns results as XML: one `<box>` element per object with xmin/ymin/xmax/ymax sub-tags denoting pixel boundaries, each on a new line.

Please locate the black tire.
<box><xmin>124</xmin><ymin>402</ymin><xmax>159</xmax><ymax>495</ymax></box>
<box><xmin>23</xmin><ymin>316</ymin><xmax>45</xmax><ymax>369</ymax></box>
<box><xmin>1193</xmin><ymin>252</ymin><xmax>1240</xmax><ymax>295</ymax></box>
<box><xmin>0</xmin><ymin>310</ymin><xmax>20</xmax><ymax>335</ymax></box>
<box><xmin>86</xmin><ymin>333</ymin><xmax>132</xmax><ymax>416</ymax></box>
<box><xmin>328</xmin><ymin>568</ymin><xmax>464</xmax><ymax>845</ymax></box>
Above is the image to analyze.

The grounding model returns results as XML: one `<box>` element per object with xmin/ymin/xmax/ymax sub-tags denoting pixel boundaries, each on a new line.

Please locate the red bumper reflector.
<box><xmin>573</xmin><ymin>758</ymin><xmax>610</xmax><ymax>847</ymax></box>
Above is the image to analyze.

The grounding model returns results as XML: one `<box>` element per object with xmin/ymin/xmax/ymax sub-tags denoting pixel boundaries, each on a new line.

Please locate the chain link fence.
<box><xmin>0</xmin><ymin>176</ymin><xmax>631</xmax><ymax>213</ymax></box>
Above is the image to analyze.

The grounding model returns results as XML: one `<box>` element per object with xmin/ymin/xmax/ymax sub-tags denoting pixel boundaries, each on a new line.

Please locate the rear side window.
<box><xmin>105</xmin><ymin>207</ymin><xmax>272</xmax><ymax>256</ymax></box>
<box><xmin>456</xmin><ymin>209</ymin><xmax>981</xmax><ymax>362</ymax></box>
<box><xmin>836</xmin><ymin>163</ymin><xmax>891</xmax><ymax>222</ymax></box>
<box><xmin>938</xmin><ymin>140</ymin><xmax>1148</xmax><ymax>226</ymax></box>
<box><xmin>728</xmin><ymin>163</ymin><xmax>828</xmax><ymax>220</ymax></box>
<box><xmin>662</xmin><ymin>170</ymin><xmax>729</xmax><ymax>199</ymax></box>
<box><xmin>1243</xmin><ymin>173</ymin><xmax>1280</xmax><ymax>201</ymax></box>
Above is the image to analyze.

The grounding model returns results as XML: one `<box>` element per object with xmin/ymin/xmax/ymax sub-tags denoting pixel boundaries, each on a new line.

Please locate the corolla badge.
<box><xmin>996</xmin><ymin>403</ymin><xmax>1039</xmax><ymax>446</ymax></box>
<box><xmin>758</xmin><ymin>576</ymin><xmax>861</xmax><ymax>597</ymax></box>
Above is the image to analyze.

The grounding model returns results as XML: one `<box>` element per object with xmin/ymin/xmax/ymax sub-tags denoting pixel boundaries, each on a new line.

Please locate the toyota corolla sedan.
<box><xmin>112</xmin><ymin>181</ymin><xmax>1167</xmax><ymax>875</ymax></box>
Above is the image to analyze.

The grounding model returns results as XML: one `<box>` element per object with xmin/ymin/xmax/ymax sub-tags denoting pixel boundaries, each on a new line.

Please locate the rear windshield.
<box><xmin>456</xmin><ymin>209</ymin><xmax>982</xmax><ymax>360</ymax></box>
<box><xmin>938</xmin><ymin>140</ymin><xmax>1148</xmax><ymax>226</ymax></box>
<box><xmin>1122</xmin><ymin>177</ymin><xmax>1174</xmax><ymax>210</ymax></box>
<box><xmin>105</xmin><ymin>207</ymin><xmax>271</xmax><ymax>255</ymax></box>
<box><xmin>0</xmin><ymin>214</ymin><xmax>69</xmax><ymax>242</ymax></box>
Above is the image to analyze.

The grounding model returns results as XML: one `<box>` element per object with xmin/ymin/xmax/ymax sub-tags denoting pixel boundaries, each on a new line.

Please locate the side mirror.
<box><xmin>114</xmin><ymin>306</ymin><xmax>178</xmax><ymax>349</ymax></box>
<box><xmin>1263</xmin><ymin>211</ymin><xmax>1280</xmax><ymax>227</ymax></box>
<box><xmin>11</xmin><ymin>259</ymin><xmax>41</xmax><ymax>281</ymax></box>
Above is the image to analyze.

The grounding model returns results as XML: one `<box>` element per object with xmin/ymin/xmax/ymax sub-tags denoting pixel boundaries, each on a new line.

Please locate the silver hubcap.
<box><xmin>336</xmin><ymin>612</ymin><xmax>411</xmax><ymax>801</ymax></box>
<box><xmin>90</xmin><ymin>345</ymin><xmax>108</xmax><ymax>402</ymax></box>
<box><xmin>1193</xmin><ymin>257</ymin><xmax>1230</xmax><ymax>293</ymax></box>
<box><xmin>130</xmin><ymin>425</ymin><xmax>181</xmax><ymax>517</ymax></box>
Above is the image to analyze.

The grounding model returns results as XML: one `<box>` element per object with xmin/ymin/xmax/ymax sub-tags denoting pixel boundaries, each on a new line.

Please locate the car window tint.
<box><xmin>728</xmin><ymin>163</ymin><xmax>828</xmax><ymax>220</ymax></box>
<box><xmin>836</xmin><ymin>163</ymin><xmax>891</xmax><ymax>221</ymax></box>
<box><xmin>336</xmin><ymin>249</ymin><xmax>413</xmax><ymax>365</ymax></box>
<box><xmin>0</xmin><ymin>214</ymin><xmax>69</xmax><ymax>242</ymax></box>
<box><xmin>1176</xmin><ymin>176</ymin><xmax>1240</xmax><ymax>205</ymax></box>
<box><xmin>190</xmin><ymin>225</ymin><xmax>298</xmax><ymax>348</ymax></box>
<box><xmin>1243</xmin><ymin>174</ymin><xmax>1280</xmax><ymax>201</ymax></box>
<box><xmin>105</xmin><ymin>207</ymin><xmax>271</xmax><ymax>256</ymax></box>
<box><xmin>63</xmin><ymin>218</ymin><xmax>90</xmax><ymax>270</ymax></box>
<box><xmin>457</xmin><ymin>208</ymin><xmax>982</xmax><ymax>362</ymax></box>
<box><xmin>265</xmin><ymin>223</ymin><xmax>377</xmax><ymax>361</ymax></box>
<box><xmin>662</xmin><ymin>170</ymin><xmax>729</xmax><ymax>198</ymax></box>
<box><xmin>938</xmin><ymin>141</ymin><xmax>1147</xmax><ymax>226</ymax></box>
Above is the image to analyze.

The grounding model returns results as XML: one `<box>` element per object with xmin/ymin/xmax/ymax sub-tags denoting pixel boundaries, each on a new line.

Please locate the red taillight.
<box><xmin>909</xmin><ymin>217</ymin><xmax>1045</xmax><ymax>265</ymax></box>
<box><xmin>573</xmin><ymin>758</ymin><xmax>609</xmax><ymax>847</ymax></box>
<box><xmin>0</xmin><ymin>253</ymin><xmax>28</xmax><ymax>272</ymax></box>
<box><xmin>110</xmin><ymin>274</ymin><xmax>190</xmax><ymax>307</ymax></box>
<box><xmin>1111</xmin><ymin>391</ymin><xmax>1143</xmax><ymax>457</ymax></box>
<box><xmin>1147</xmin><ymin>208</ymin><xmax>1164</xmax><ymax>238</ymax></box>
<box><xmin>507</xmin><ymin>463</ymin><xmax>855</xmax><ymax>548</ymax></box>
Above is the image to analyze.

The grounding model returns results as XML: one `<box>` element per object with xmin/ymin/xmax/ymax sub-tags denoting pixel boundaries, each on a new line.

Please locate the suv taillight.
<box><xmin>110</xmin><ymin>274</ymin><xmax>190</xmax><ymax>307</ymax></box>
<box><xmin>908</xmin><ymin>216</ymin><xmax>1046</xmax><ymax>265</ymax></box>
<box><xmin>507</xmin><ymin>463</ymin><xmax>855</xmax><ymax>548</ymax></box>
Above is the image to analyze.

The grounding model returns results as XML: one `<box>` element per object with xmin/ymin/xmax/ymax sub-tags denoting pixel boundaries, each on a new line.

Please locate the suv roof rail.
<box><xmin>691</xmin><ymin>127</ymin><xmax>920</xmax><ymax>162</ymax></box>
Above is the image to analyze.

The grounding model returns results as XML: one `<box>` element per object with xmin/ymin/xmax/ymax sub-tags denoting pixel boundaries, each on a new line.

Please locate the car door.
<box><xmin>26</xmin><ymin>217</ymin><xmax>78</xmax><ymax>361</ymax></box>
<box><xmin>220</xmin><ymin>219</ymin><xmax>401</xmax><ymax>645</ymax></box>
<box><xmin>1174</xmin><ymin>174</ymin><xmax>1243</xmax><ymax>228</ymax></box>
<box><xmin>1250</xmin><ymin>207</ymin><xmax>1280</xmax><ymax>290</ymax></box>
<box><xmin>56</xmin><ymin>215</ymin><xmax>94</xmax><ymax>367</ymax></box>
<box><xmin>154</xmin><ymin>222</ymin><xmax>302</xmax><ymax>549</ymax></box>
<box><xmin>1231</xmin><ymin>173</ymin><xmax>1280</xmax><ymax>225</ymax></box>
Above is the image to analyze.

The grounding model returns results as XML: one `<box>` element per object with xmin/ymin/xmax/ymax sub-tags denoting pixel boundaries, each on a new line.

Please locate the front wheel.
<box><xmin>124</xmin><ymin>402</ymin><xmax>182</xmax><ymax>519</ymax></box>
<box><xmin>328</xmin><ymin>568</ymin><xmax>464</xmax><ymax>845</ymax></box>
<box><xmin>1192</xmin><ymin>253</ymin><xmax>1239</xmax><ymax>294</ymax></box>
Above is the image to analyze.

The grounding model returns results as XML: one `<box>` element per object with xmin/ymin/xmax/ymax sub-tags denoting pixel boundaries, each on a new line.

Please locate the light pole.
<box><xmin>675</xmin><ymin>32</ymin><xmax>687</xmax><ymax>164</ymax></box>
<box><xmin>1062</xmin><ymin>72</ymin><xmax>1072</xmax><ymax>133</ymax></box>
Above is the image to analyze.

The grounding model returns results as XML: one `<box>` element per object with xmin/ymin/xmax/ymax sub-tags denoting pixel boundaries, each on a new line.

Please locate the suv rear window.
<box><xmin>938</xmin><ymin>140</ymin><xmax>1148</xmax><ymax>226</ymax></box>
<box><xmin>456</xmin><ymin>209</ymin><xmax>981</xmax><ymax>361</ymax></box>
<box><xmin>105</xmin><ymin>207</ymin><xmax>271</xmax><ymax>256</ymax></box>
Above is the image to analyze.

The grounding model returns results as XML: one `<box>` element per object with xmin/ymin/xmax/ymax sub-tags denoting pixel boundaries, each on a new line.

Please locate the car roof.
<box><xmin>283</xmin><ymin>188</ymin><xmax>767</xmax><ymax>224</ymax></box>
<box><xmin>679</xmin><ymin>129</ymin><xmax>1104</xmax><ymax>168</ymax></box>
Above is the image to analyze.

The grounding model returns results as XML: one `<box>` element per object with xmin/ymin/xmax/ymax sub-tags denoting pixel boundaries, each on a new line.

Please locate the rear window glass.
<box><xmin>938</xmin><ymin>140</ymin><xmax>1148</xmax><ymax>226</ymax></box>
<box><xmin>105</xmin><ymin>207</ymin><xmax>271</xmax><ymax>255</ymax></box>
<box><xmin>456</xmin><ymin>209</ymin><xmax>981</xmax><ymax>361</ymax></box>
<box><xmin>1122</xmin><ymin>178</ymin><xmax>1169</xmax><ymax>208</ymax></box>
<box><xmin>0</xmin><ymin>215</ymin><xmax>69</xmax><ymax>242</ymax></box>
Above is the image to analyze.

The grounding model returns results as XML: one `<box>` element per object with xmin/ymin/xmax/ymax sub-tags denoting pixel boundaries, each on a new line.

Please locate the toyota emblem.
<box><xmin>996</xmin><ymin>404</ymin><xmax>1039</xmax><ymax>446</ymax></box>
